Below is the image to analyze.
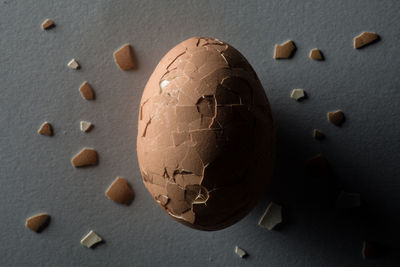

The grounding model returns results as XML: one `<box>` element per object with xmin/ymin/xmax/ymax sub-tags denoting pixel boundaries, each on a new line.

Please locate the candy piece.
<box><xmin>38</xmin><ymin>122</ymin><xmax>53</xmax><ymax>136</ymax></box>
<box><xmin>71</xmin><ymin>148</ymin><xmax>98</xmax><ymax>167</ymax></box>
<box><xmin>113</xmin><ymin>44</ymin><xmax>135</xmax><ymax>70</ymax></box>
<box><xmin>79</xmin><ymin>82</ymin><xmax>95</xmax><ymax>100</ymax></box>
<box><xmin>274</xmin><ymin>40</ymin><xmax>296</xmax><ymax>59</ymax></box>
<box><xmin>25</xmin><ymin>213</ymin><xmax>50</xmax><ymax>233</ymax></box>
<box><xmin>81</xmin><ymin>230</ymin><xmax>102</xmax><ymax>248</ymax></box>
<box><xmin>105</xmin><ymin>177</ymin><xmax>134</xmax><ymax>205</ymax></box>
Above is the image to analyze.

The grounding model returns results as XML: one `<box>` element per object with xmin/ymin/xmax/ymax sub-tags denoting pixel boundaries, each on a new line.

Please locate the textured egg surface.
<box><xmin>137</xmin><ymin>37</ymin><xmax>275</xmax><ymax>230</ymax></box>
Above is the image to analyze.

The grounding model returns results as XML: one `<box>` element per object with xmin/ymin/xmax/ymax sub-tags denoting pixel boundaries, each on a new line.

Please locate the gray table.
<box><xmin>1</xmin><ymin>0</ymin><xmax>399</xmax><ymax>266</ymax></box>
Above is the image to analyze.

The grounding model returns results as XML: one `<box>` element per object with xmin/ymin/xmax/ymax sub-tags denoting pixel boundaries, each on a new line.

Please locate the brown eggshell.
<box><xmin>137</xmin><ymin>37</ymin><xmax>275</xmax><ymax>231</ymax></box>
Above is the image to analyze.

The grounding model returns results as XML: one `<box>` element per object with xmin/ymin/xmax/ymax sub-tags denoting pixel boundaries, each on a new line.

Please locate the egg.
<box><xmin>137</xmin><ymin>37</ymin><xmax>275</xmax><ymax>230</ymax></box>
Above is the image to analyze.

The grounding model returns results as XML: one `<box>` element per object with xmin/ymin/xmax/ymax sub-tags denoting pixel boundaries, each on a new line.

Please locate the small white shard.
<box><xmin>67</xmin><ymin>59</ymin><xmax>80</xmax><ymax>70</ymax></box>
<box><xmin>336</xmin><ymin>191</ymin><xmax>361</xmax><ymax>209</ymax></box>
<box><xmin>81</xmin><ymin>230</ymin><xmax>102</xmax><ymax>248</ymax></box>
<box><xmin>290</xmin><ymin>89</ymin><xmax>305</xmax><ymax>101</ymax></box>
<box><xmin>235</xmin><ymin>246</ymin><xmax>248</xmax><ymax>258</ymax></box>
<box><xmin>258</xmin><ymin>202</ymin><xmax>282</xmax><ymax>230</ymax></box>
<box><xmin>80</xmin><ymin>121</ymin><xmax>93</xmax><ymax>132</ymax></box>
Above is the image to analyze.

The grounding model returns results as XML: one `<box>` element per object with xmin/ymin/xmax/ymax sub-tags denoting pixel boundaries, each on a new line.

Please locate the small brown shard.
<box><xmin>354</xmin><ymin>32</ymin><xmax>379</xmax><ymax>49</ymax></box>
<box><xmin>113</xmin><ymin>44</ymin><xmax>135</xmax><ymax>70</ymax></box>
<box><xmin>38</xmin><ymin>122</ymin><xmax>53</xmax><ymax>136</ymax></box>
<box><xmin>290</xmin><ymin>89</ymin><xmax>305</xmax><ymax>100</ymax></box>
<box><xmin>41</xmin><ymin>19</ymin><xmax>55</xmax><ymax>30</ymax></box>
<box><xmin>309</xmin><ymin>48</ymin><xmax>323</xmax><ymax>60</ymax></box>
<box><xmin>79</xmin><ymin>81</ymin><xmax>95</xmax><ymax>100</ymax></box>
<box><xmin>258</xmin><ymin>202</ymin><xmax>282</xmax><ymax>230</ymax></box>
<box><xmin>234</xmin><ymin>246</ymin><xmax>248</xmax><ymax>258</ymax></box>
<box><xmin>105</xmin><ymin>177</ymin><xmax>134</xmax><ymax>205</ymax></box>
<box><xmin>81</xmin><ymin>230</ymin><xmax>103</xmax><ymax>248</ymax></box>
<box><xmin>71</xmin><ymin>147</ymin><xmax>98</xmax><ymax>167</ymax></box>
<box><xmin>25</xmin><ymin>213</ymin><xmax>50</xmax><ymax>233</ymax></box>
<box><xmin>362</xmin><ymin>241</ymin><xmax>377</xmax><ymax>259</ymax></box>
<box><xmin>274</xmin><ymin>40</ymin><xmax>296</xmax><ymax>59</ymax></box>
<box><xmin>313</xmin><ymin>129</ymin><xmax>325</xmax><ymax>140</ymax></box>
<box><xmin>306</xmin><ymin>154</ymin><xmax>329</xmax><ymax>176</ymax></box>
<box><xmin>80</xmin><ymin>121</ymin><xmax>93</xmax><ymax>132</ymax></box>
<box><xmin>327</xmin><ymin>110</ymin><xmax>345</xmax><ymax>126</ymax></box>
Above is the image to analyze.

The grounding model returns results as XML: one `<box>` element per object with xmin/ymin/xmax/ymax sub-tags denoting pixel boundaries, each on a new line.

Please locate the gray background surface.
<box><xmin>1</xmin><ymin>0</ymin><xmax>399</xmax><ymax>266</ymax></box>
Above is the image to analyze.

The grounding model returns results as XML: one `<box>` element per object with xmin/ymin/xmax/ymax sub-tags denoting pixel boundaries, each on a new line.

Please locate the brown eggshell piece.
<box><xmin>79</xmin><ymin>81</ymin><xmax>95</xmax><ymax>100</ymax></box>
<box><xmin>114</xmin><ymin>44</ymin><xmax>135</xmax><ymax>70</ymax></box>
<box><xmin>71</xmin><ymin>147</ymin><xmax>98</xmax><ymax>167</ymax></box>
<box><xmin>38</xmin><ymin>122</ymin><xmax>53</xmax><ymax>136</ymax></box>
<box><xmin>25</xmin><ymin>213</ymin><xmax>50</xmax><ymax>233</ymax></box>
<box><xmin>105</xmin><ymin>177</ymin><xmax>134</xmax><ymax>205</ymax></box>
<box><xmin>137</xmin><ymin>37</ymin><xmax>275</xmax><ymax>230</ymax></box>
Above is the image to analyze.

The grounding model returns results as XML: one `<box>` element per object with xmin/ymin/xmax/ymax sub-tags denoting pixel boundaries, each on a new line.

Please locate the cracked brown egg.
<box><xmin>137</xmin><ymin>37</ymin><xmax>275</xmax><ymax>230</ymax></box>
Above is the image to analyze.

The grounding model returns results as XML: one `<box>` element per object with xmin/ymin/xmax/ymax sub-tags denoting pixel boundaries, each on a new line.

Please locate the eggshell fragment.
<box><xmin>25</xmin><ymin>213</ymin><xmax>50</xmax><ymax>233</ymax></box>
<box><xmin>38</xmin><ymin>121</ymin><xmax>53</xmax><ymax>136</ymax></box>
<box><xmin>274</xmin><ymin>40</ymin><xmax>296</xmax><ymax>59</ymax></box>
<box><xmin>105</xmin><ymin>177</ymin><xmax>134</xmax><ymax>205</ymax></box>
<box><xmin>354</xmin><ymin>32</ymin><xmax>379</xmax><ymax>49</ymax></box>
<box><xmin>137</xmin><ymin>37</ymin><xmax>275</xmax><ymax>230</ymax></box>
<box><xmin>41</xmin><ymin>19</ymin><xmax>55</xmax><ymax>30</ymax></box>
<box><xmin>327</xmin><ymin>110</ymin><xmax>345</xmax><ymax>126</ymax></box>
<box><xmin>81</xmin><ymin>230</ymin><xmax>102</xmax><ymax>248</ymax></box>
<box><xmin>113</xmin><ymin>44</ymin><xmax>135</xmax><ymax>70</ymax></box>
<box><xmin>71</xmin><ymin>148</ymin><xmax>98</xmax><ymax>167</ymax></box>
<box><xmin>79</xmin><ymin>81</ymin><xmax>95</xmax><ymax>100</ymax></box>
<box><xmin>309</xmin><ymin>48</ymin><xmax>323</xmax><ymax>60</ymax></box>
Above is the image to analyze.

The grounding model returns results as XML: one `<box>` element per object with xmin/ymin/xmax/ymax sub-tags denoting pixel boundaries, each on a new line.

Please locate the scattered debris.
<box><xmin>67</xmin><ymin>59</ymin><xmax>80</xmax><ymax>70</ymax></box>
<box><xmin>234</xmin><ymin>246</ymin><xmax>248</xmax><ymax>258</ymax></box>
<box><xmin>80</xmin><ymin>121</ymin><xmax>93</xmax><ymax>132</ymax></box>
<box><xmin>336</xmin><ymin>190</ymin><xmax>361</xmax><ymax>209</ymax></box>
<box><xmin>71</xmin><ymin>148</ymin><xmax>98</xmax><ymax>167</ymax></box>
<box><xmin>113</xmin><ymin>44</ymin><xmax>135</xmax><ymax>70</ymax></box>
<box><xmin>105</xmin><ymin>177</ymin><xmax>134</xmax><ymax>205</ymax></box>
<box><xmin>313</xmin><ymin>129</ymin><xmax>325</xmax><ymax>140</ymax></box>
<box><xmin>79</xmin><ymin>81</ymin><xmax>95</xmax><ymax>100</ymax></box>
<box><xmin>41</xmin><ymin>19</ymin><xmax>55</xmax><ymax>30</ymax></box>
<box><xmin>354</xmin><ymin>32</ymin><xmax>379</xmax><ymax>49</ymax></box>
<box><xmin>362</xmin><ymin>241</ymin><xmax>377</xmax><ymax>259</ymax></box>
<box><xmin>81</xmin><ymin>230</ymin><xmax>103</xmax><ymax>248</ymax></box>
<box><xmin>25</xmin><ymin>213</ymin><xmax>50</xmax><ymax>233</ymax></box>
<box><xmin>290</xmin><ymin>89</ymin><xmax>306</xmax><ymax>100</ymax></box>
<box><xmin>258</xmin><ymin>202</ymin><xmax>282</xmax><ymax>230</ymax></box>
<box><xmin>274</xmin><ymin>40</ymin><xmax>296</xmax><ymax>59</ymax></box>
<box><xmin>306</xmin><ymin>154</ymin><xmax>329</xmax><ymax>176</ymax></box>
<box><xmin>38</xmin><ymin>121</ymin><xmax>53</xmax><ymax>136</ymax></box>
<box><xmin>309</xmin><ymin>48</ymin><xmax>323</xmax><ymax>60</ymax></box>
<box><xmin>327</xmin><ymin>110</ymin><xmax>345</xmax><ymax>126</ymax></box>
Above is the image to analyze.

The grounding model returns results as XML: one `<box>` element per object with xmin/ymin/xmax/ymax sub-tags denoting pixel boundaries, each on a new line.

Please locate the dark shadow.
<box><xmin>249</xmin><ymin>109</ymin><xmax>400</xmax><ymax>265</ymax></box>
<box><xmin>36</xmin><ymin>216</ymin><xmax>51</xmax><ymax>233</ymax></box>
